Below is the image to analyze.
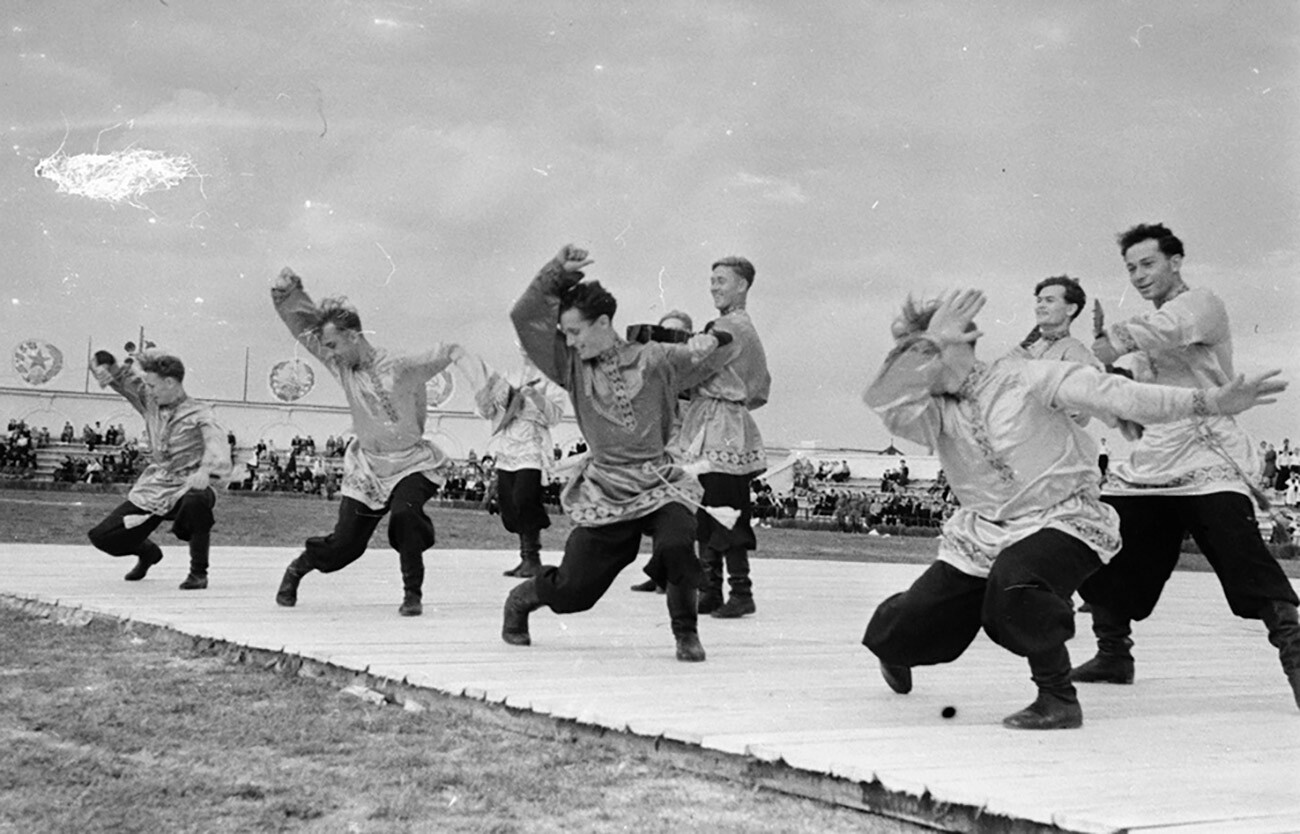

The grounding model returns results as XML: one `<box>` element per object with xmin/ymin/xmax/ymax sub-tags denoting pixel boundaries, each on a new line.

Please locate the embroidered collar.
<box><xmin>953</xmin><ymin>361</ymin><xmax>988</xmax><ymax>401</ymax></box>
<box><xmin>1039</xmin><ymin>330</ymin><xmax>1069</xmax><ymax>343</ymax></box>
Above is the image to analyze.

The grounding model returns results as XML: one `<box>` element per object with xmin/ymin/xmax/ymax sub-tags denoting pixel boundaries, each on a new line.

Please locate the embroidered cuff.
<box><xmin>1191</xmin><ymin>388</ymin><xmax>1213</xmax><ymax>417</ymax></box>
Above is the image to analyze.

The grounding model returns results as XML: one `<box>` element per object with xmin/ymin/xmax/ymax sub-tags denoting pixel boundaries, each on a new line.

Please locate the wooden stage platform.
<box><xmin>1</xmin><ymin>543</ymin><xmax>1296</xmax><ymax>833</ymax></box>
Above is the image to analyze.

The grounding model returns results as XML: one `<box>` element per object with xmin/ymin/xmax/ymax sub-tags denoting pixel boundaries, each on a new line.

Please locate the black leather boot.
<box><xmin>502</xmin><ymin>579</ymin><xmax>542</xmax><ymax>646</ymax></box>
<box><xmin>880</xmin><ymin>661</ymin><xmax>913</xmax><ymax>694</ymax></box>
<box><xmin>1069</xmin><ymin>603</ymin><xmax>1134</xmax><ymax>684</ymax></box>
<box><xmin>123</xmin><ymin>540</ymin><xmax>163</xmax><ymax>581</ymax></box>
<box><xmin>179</xmin><ymin>530</ymin><xmax>209</xmax><ymax>590</ymax></box>
<box><xmin>711</xmin><ymin>548</ymin><xmax>755</xmax><ymax>618</ymax></box>
<box><xmin>1261</xmin><ymin>600</ymin><xmax>1300</xmax><ymax>710</ymax></box>
<box><xmin>275</xmin><ymin>556</ymin><xmax>313</xmax><ymax>607</ymax></box>
<box><xmin>504</xmin><ymin>530</ymin><xmax>544</xmax><ymax>578</ymax></box>
<box><xmin>696</xmin><ymin>547</ymin><xmax>724</xmax><ymax>614</ymax></box>
<box><xmin>1004</xmin><ymin>646</ymin><xmax>1083</xmax><ymax>730</ymax></box>
<box><xmin>666</xmin><ymin>582</ymin><xmax>706</xmax><ymax>662</ymax></box>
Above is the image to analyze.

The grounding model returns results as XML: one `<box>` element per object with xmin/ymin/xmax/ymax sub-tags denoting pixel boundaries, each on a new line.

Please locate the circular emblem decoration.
<box><xmin>425</xmin><ymin>369</ymin><xmax>455</xmax><ymax>408</ymax></box>
<box><xmin>269</xmin><ymin>358</ymin><xmax>316</xmax><ymax>402</ymax></box>
<box><xmin>13</xmin><ymin>339</ymin><xmax>64</xmax><ymax>386</ymax></box>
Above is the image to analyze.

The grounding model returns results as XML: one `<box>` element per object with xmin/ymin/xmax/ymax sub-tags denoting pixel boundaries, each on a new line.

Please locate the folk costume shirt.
<box><xmin>865</xmin><ymin>346</ymin><xmax>1213</xmax><ymax>578</ymax></box>
<box><xmin>96</xmin><ymin>365</ymin><xmax>231</xmax><ymax>516</ymax></box>
<box><xmin>1013</xmin><ymin>333</ymin><xmax>1102</xmax><ymax>367</ymax></box>
<box><xmin>511</xmin><ymin>260</ymin><xmax>727</xmax><ymax>527</ymax></box>
<box><xmin>674</xmin><ymin>309</ymin><xmax>772</xmax><ymax>476</ymax></box>
<box><xmin>1100</xmin><ymin>287</ymin><xmax>1256</xmax><ymax>498</ymax></box>
<box><xmin>272</xmin><ymin>276</ymin><xmax>458</xmax><ymax>510</ymax></box>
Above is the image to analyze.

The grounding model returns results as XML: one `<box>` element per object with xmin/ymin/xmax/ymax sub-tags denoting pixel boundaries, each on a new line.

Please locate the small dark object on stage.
<box><xmin>941</xmin><ymin>705</ymin><xmax>957</xmax><ymax>719</ymax></box>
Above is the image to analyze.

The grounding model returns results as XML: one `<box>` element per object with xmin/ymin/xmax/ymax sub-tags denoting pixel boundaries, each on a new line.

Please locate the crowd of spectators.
<box><xmin>3</xmin><ymin>419</ymin><xmax>44</xmax><ymax>478</ymax></box>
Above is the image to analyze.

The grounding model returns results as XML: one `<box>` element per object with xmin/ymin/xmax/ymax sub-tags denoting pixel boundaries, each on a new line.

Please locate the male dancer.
<box><xmin>672</xmin><ymin>257</ymin><xmax>771</xmax><ymax>617</ymax></box>
<box><xmin>501</xmin><ymin>244</ymin><xmax>726</xmax><ymax>661</ymax></box>
<box><xmin>88</xmin><ymin>350</ymin><xmax>231</xmax><ymax>589</ymax></box>
<box><xmin>862</xmin><ymin>289</ymin><xmax>1284</xmax><ymax>729</ymax></box>
<box><xmin>1072</xmin><ymin>223</ymin><xmax>1300</xmax><ymax>709</ymax></box>
<box><xmin>271</xmin><ymin>267</ymin><xmax>463</xmax><ymax>617</ymax></box>
<box><xmin>1011</xmin><ymin>275</ymin><xmax>1101</xmax><ymax>366</ymax></box>
<box><xmin>460</xmin><ymin>352</ymin><xmax>568</xmax><ymax>577</ymax></box>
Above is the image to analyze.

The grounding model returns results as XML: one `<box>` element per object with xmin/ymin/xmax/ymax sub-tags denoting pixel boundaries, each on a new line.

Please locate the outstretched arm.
<box><xmin>1048</xmin><ymin>363</ymin><xmax>1286</xmax><ymax>424</ymax></box>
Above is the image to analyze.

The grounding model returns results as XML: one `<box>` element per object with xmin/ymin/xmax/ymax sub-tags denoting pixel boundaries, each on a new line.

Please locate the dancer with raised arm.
<box><xmin>88</xmin><ymin>350</ymin><xmax>231</xmax><ymax>589</ymax></box>
<box><xmin>862</xmin><ymin>289</ymin><xmax>1285</xmax><ymax>729</ymax></box>
<box><xmin>501</xmin><ymin>244</ymin><xmax>728</xmax><ymax>661</ymax></box>
<box><xmin>270</xmin><ymin>267</ymin><xmax>463</xmax><ymax>617</ymax></box>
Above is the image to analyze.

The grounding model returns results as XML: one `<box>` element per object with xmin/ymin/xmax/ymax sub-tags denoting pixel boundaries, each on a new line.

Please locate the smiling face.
<box><xmin>1124</xmin><ymin>238</ymin><xmax>1183</xmax><ymax>306</ymax></box>
<box><xmin>709</xmin><ymin>265</ymin><xmax>749</xmax><ymax>313</ymax></box>
<box><xmin>559</xmin><ymin>308</ymin><xmax>615</xmax><ymax>360</ymax></box>
<box><xmin>1034</xmin><ymin>284</ymin><xmax>1076</xmax><ymax>330</ymax></box>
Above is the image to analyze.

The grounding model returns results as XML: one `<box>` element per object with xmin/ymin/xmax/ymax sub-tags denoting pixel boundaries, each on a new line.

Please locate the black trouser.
<box><xmin>497</xmin><ymin>467</ymin><xmax>550</xmax><ymax>535</ymax></box>
<box><xmin>1079</xmin><ymin>493</ymin><xmax>1299</xmax><ymax>620</ymax></box>
<box><xmin>643</xmin><ymin>471</ymin><xmax>756</xmax><ymax>582</ymax></box>
<box><xmin>536</xmin><ymin>503</ymin><xmax>699</xmax><ymax>614</ymax></box>
<box><xmin>88</xmin><ymin>488</ymin><xmax>216</xmax><ymax>558</ymax></box>
<box><xmin>300</xmin><ymin>473</ymin><xmax>437</xmax><ymax>591</ymax></box>
<box><xmin>864</xmin><ymin>529</ymin><xmax>1101</xmax><ymax>666</ymax></box>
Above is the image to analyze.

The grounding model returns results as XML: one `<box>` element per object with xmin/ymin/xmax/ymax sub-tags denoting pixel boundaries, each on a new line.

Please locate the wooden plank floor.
<box><xmin>2</xmin><ymin>542</ymin><xmax>1297</xmax><ymax>833</ymax></box>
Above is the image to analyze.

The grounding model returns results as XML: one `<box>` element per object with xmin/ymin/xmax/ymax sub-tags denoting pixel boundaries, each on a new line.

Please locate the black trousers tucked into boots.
<box><xmin>299</xmin><ymin>473</ymin><xmax>438</xmax><ymax>595</ymax></box>
<box><xmin>535</xmin><ymin>502</ymin><xmax>700</xmax><ymax>616</ymax></box>
<box><xmin>88</xmin><ymin>487</ymin><xmax>216</xmax><ymax>570</ymax></box>
<box><xmin>496</xmin><ymin>467</ymin><xmax>551</xmax><ymax>535</ymax></box>
<box><xmin>864</xmin><ymin>529</ymin><xmax>1101</xmax><ymax>675</ymax></box>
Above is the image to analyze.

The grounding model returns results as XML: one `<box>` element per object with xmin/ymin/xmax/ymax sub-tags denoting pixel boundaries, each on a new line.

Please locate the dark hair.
<box><xmin>138</xmin><ymin>352</ymin><xmax>186</xmax><ymax>382</ymax></box>
<box><xmin>312</xmin><ymin>297</ymin><xmax>364</xmax><ymax>334</ymax></box>
<box><xmin>1117</xmin><ymin>223</ymin><xmax>1184</xmax><ymax>260</ymax></box>
<box><xmin>1033</xmin><ymin>275</ymin><xmax>1087</xmax><ymax>321</ymax></box>
<box><xmin>712</xmin><ymin>256</ymin><xmax>755</xmax><ymax>287</ymax></box>
<box><xmin>559</xmin><ymin>280</ymin><xmax>617</xmax><ymax>323</ymax></box>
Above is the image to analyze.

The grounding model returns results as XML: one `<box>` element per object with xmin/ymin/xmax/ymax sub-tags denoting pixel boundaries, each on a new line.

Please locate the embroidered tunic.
<box><xmin>459</xmin><ymin>354</ymin><xmax>568</xmax><ymax>473</ymax></box>
<box><xmin>96</xmin><ymin>365</ymin><xmax>232</xmax><ymax>516</ymax></box>
<box><xmin>511</xmin><ymin>260</ymin><xmax>725</xmax><ymax>526</ymax></box>
<box><xmin>272</xmin><ymin>276</ymin><xmax>459</xmax><ymax>509</ymax></box>
<box><xmin>1100</xmin><ymin>287</ymin><xmax>1256</xmax><ymax>498</ymax></box>
<box><xmin>673</xmin><ymin>309</ymin><xmax>771</xmax><ymax>476</ymax></box>
<box><xmin>866</xmin><ymin>347</ymin><xmax>1214</xmax><ymax>578</ymax></box>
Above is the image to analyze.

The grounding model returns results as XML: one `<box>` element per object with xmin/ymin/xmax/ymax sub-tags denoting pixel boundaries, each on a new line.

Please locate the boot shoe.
<box><xmin>697</xmin><ymin>593</ymin><xmax>723</xmax><ymax>615</ymax></box>
<box><xmin>398</xmin><ymin>593</ymin><xmax>423</xmax><ymax>617</ymax></box>
<box><xmin>880</xmin><ymin>661</ymin><xmax>913</xmax><ymax>695</ymax></box>
<box><xmin>630</xmin><ymin>578</ymin><xmax>660</xmax><ymax>593</ymax></box>
<box><xmin>502</xmin><ymin>585</ymin><xmax>537</xmax><ymax>646</ymax></box>
<box><xmin>675</xmin><ymin>632</ymin><xmax>706</xmax><ymax>662</ymax></box>
<box><xmin>275</xmin><ymin>564</ymin><xmax>304</xmax><ymax>607</ymax></box>
<box><xmin>124</xmin><ymin>552</ymin><xmax>162</xmax><ymax>581</ymax></box>
<box><xmin>1002</xmin><ymin>693</ymin><xmax>1083</xmax><ymax>730</ymax></box>
<box><xmin>178</xmin><ymin>573</ymin><xmax>208</xmax><ymax>590</ymax></box>
<box><xmin>711</xmin><ymin>596</ymin><xmax>756</xmax><ymax>618</ymax></box>
<box><xmin>1069</xmin><ymin>653</ymin><xmax>1134</xmax><ymax>684</ymax></box>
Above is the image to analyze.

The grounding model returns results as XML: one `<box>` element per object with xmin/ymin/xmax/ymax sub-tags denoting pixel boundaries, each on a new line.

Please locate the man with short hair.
<box><xmin>1012</xmin><ymin>276</ymin><xmax>1101</xmax><ymax>366</ymax></box>
<box><xmin>1072</xmin><ymin>223</ymin><xmax>1300</xmax><ymax>710</ymax></box>
<box><xmin>88</xmin><ymin>350</ymin><xmax>231</xmax><ymax>589</ymax></box>
<box><xmin>270</xmin><ymin>267</ymin><xmax>464</xmax><ymax>617</ymax></box>
<box><xmin>862</xmin><ymin>288</ymin><xmax>1284</xmax><ymax>729</ymax></box>
<box><xmin>501</xmin><ymin>244</ymin><xmax>726</xmax><ymax>662</ymax></box>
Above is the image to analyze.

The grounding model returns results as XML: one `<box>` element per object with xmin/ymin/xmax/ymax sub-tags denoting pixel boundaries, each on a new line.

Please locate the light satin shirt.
<box><xmin>674</xmin><ymin>308</ymin><xmax>771</xmax><ymax>476</ymax></box>
<box><xmin>273</xmin><ymin>277</ymin><xmax>459</xmax><ymax>509</ymax></box>
<box><xmin>1102</xmin><ymin>286</ymin><xmax>1257</xmax><ymax>498</ymax></box>
<box><xmin>866</xmin><ymin>345</ymin><xmax>1211</xmax><ymax>578</ymax></box>
<box><xmin>512</xmin><ymin>259</ymin><xmax>726</xmax><ymax>526</ymax></box>
<box><xmin>96</xmin><ymin>365</ymin><xmax>231</xmax><ymax>516</ymax></box>
<box><xmin>460</xmin><ymin>354</ymin><xmax>568</xmax><ymax>473</ymax></box>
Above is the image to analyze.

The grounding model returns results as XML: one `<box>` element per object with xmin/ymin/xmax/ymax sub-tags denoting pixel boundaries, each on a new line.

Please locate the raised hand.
<box><xmin>1211</xmin><ymin>370</ymin><xmax>1288</xmax><ymax>415</ymax></box>
<box><xmin>925</xmin><ymin>289</ymin><xmax>986</xmax><ymax>347</ymax></box>
<box><xmin>1092</xmin><ymin>299</ymin><xmax>1106</xmax><ymax>339</ymax></box>
<box><xmin>274</xmin><ymin>266</ymin><xmax>299</xmax><ymax>292</ymax></box>
<box><xmin>554</xmin><ymin>244</ymin><xmax>594</xmax><ymax>273</ymax></box>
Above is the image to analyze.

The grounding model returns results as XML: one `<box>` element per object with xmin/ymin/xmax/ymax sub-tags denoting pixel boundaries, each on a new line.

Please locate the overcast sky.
<box><xmin>3</xmin><ymin>1</ymin><xmax>1297</xmax><ymax>453</ymax></box>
